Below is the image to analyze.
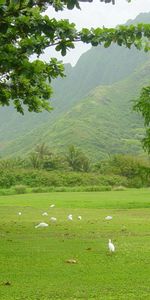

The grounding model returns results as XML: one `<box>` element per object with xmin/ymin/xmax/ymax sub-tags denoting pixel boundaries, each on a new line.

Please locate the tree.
<box><xmin>43</xmin><ymin>154</ymin><xmax>69</xmax><ymax>170</ymax></box>
<box><xmin>28</xmin><ymin>143</ymin><xmax>52</xmax><ymax>168</ymax></box>
<box><xmin>134</xmin><ymin>86</ymin><xmax>150</xmax><ymax>153</ymax></box>
<box><xmin>93</xmin><ymin>154</ymin><xmax>150</xmax><ymax>186</ymax></box>
<box><xmin>0</xmin><ymin>0</ymin><xmax>149</xmax><ymax>114</ymax></box>
<box><xmin>66</xmin><ymin>145</ymin><xmax>90</xmax><ymax>171</ymax></box>
<box><xmin>0</xmin><ymin>156</ymin><xmax>25</xmax><ymax>169</ymax></box>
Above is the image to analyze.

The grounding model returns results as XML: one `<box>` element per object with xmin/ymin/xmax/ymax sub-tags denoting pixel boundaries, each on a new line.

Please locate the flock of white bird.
<box><xmin>34</xmin><ymin>213</ymin><xmax>82</xmax><ymax>226</ymax></box>
<box><xmin>18</xmin><ymin>205</ymin><xmax>115</xmax><ymax>253</ymax></box>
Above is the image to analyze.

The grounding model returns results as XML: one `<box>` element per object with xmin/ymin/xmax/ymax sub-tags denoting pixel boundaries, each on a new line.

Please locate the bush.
<box><xmin>31</xmin><ymin>187</ymin><xmax>48</xmax><ymax>193</ymax></box>
<box><xmin>0</xmin><ymin>171</ymin><xmax>16</xmax><ymax>188</ymax></box>
<box><xmin>81</xmin><ymin>185</ymin><xmax>112</xmax><ymax>192</ymax></box>
<box><xmin>53</xmin><ymin>185</ymin><xmax>112</xmax><ymax>192</ymax></box>
<box><xmin>31</xmin><ymin>185</ymin><xmax>111</xmax><ymax>193</ymax></box>
<box><xmin>31</xmin><ymin>186</ymin><xmax>55</xmax><ymax>193</ymax></box>
<box><xmin>113</xmin><ymin>185</ymin><xmax>126</xmax><ymax>191</ymax></box>
<box><xmin>14</xmin><ymin>185</ymin><xmax>27</xmax><ymax>194</ymax></box>
<box><xmin>0</xmin><ymin>188</ymin><xmax>15</xmax><ymax>196</ymax></box>
<box><xmin>99</xmin><ymin>175</ymin><xmax>128</xmax><ymax>187</ymax></box>
<box><xmin>54</xmin><ymin>186</ymin><xmax>70</xmax><ymax>192</ymax></box>
<box><xmin>127</xmin><ymin>177</ymin><xmax>144</xmax><ymax>188</ymax></box>
<box><xmin>0</xmin><ymin>167</ymin><xmax>148</xmax><ymax>189</ymax></box>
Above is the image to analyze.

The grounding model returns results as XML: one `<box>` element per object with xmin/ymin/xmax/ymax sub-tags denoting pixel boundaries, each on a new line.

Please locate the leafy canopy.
<box><xmin>134</xmin><ymin>86</ymin><xmax>150</xmax><ymax>153</ymax></box>
<box><xmin>0</xmin><ymin>0</ymin><xmax>150</xmax><ymax>114</ymax></box>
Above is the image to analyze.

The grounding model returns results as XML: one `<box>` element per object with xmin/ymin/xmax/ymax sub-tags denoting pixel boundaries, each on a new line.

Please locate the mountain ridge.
<box><xmin>1</xmin><ymin>58</ymin><xmax>150</xmax><ymax>159</ymax></box>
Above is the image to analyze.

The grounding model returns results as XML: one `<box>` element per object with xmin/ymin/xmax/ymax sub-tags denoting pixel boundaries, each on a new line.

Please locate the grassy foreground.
<box><xmin>0</xmin><ymin>189</ymin><xmax>150</xmax><ymax>300</ymax></box>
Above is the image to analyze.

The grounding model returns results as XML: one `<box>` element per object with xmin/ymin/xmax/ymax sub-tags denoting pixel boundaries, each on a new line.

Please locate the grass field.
<box><xmin>0</xmin><ymin>189</ymin><xmax>150</xmax><ymax>300</ymax></box>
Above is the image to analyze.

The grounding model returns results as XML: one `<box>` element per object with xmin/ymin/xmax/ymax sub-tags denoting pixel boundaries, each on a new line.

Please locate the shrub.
<box><xmin>53</xmin><ymin>185</ymin><xmax>112</xmax><ymax>192</ymax></box>
<box><xmin>82</xmin><ymin>185</ymin><xmax>112</xmax><ymax>192</ymax></box>
<box><xmin>0</xmin><ymin>188</ymin><xmax>15</xmax><ymax>196</ymax></box>
<box><xmin>31</xmin><ymin>187</ymin><xmax>45</xmax><ymax>193</ymax></box>
<box><xmin>0</xmin><ymin>171</ymin><xmax>16</xmax><ymax>188</ymax></box>
<box><xmin>99</xmin><ymin>175</ymin><xmax>128</xmax><ymax>187</ymax></box>
<box><xmin>0</xmin><ymin>167</ymin><xmax>148</xmax><ymax>189</ymax></box>
<box><xmin>127</xmin><ymin>177</ymin><xmax>143</xmax><ymax>188</ymax></box>
<box><xmin>14</xmin><ymin>185</ymin><xmax>27</xmax><ymax>194</ymax></box>
<box><xmin>113</xmin><ymin>185</ymin><xmax>126</xmax><ymax>191</ymax></box>
<box><xmin>31</xmin><ymin>186</ymin><xmax>55</xmax><ymax>193</ymax></box>
<box><xmin>54</xmin><ymin>186</ymin><xmax>69</xmax><ymax>192</ymax></box>
<box><xmin>31</xmin><ymin>185</ymin><xmax>111</xmax><ymax>193</ymax></box>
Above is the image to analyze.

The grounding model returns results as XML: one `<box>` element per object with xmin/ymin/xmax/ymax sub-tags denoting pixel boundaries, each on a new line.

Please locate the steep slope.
<box><xmin>53</xmin><ymin>45</ymin><xmax>149</xmax><ymax>110</ymax></box>
<box><xmin>0</xmin><ymin>44</ymin><xmax>149</xmax><ymax>152</ymax></box>
<box><xmin>2</xmin><ymin>58</ymin><xmax>150</xmax><ymax>159</ymax></box>
<box><xmin>0</xmin><ymin>43</ymin><xmax>148</xmax><ymax>146</ymax></box>
<box><xmin>53</xmin><ymin>12</ymin><xmax>150</xmax><ymax>110</ymax></box>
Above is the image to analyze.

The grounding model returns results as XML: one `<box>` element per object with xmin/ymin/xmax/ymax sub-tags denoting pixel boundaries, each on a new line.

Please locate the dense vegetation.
<box><xmin>0</xmin><ymin>144</ymin><xmax>150</xmax><ymax>193</ymax></box>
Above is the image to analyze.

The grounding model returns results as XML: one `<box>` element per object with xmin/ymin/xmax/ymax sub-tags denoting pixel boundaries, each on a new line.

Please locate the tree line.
<box><xmin>0</xmin><ymin>143</ymin><xmax>150</xmax><ymax>184</ymax></box>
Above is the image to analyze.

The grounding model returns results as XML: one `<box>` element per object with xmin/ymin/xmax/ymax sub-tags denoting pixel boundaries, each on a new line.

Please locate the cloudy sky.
<box><xmin>41</xmin><ymin>0</ymin><xmax>150</xmax><ymax>65</ymax></box>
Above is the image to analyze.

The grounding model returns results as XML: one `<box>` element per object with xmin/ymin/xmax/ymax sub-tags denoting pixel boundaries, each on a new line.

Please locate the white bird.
<box><xmin>42</xmin><ymin>212</ymin><xmax>48</xmax><ymax>216</ymax></box>
<box><xmin>50</xmin><ymin>204</ymin><xmax>55</xmax><ymax>208</ymax></box>
<box><xmin>35</xmin><ymin>222</ymin><xmax>49</xmax><ymax>228</ymax></box>
<box><xmin>50</xmin><ymin>217</ymin><xmax>57</xmax><ymax>222</ymax></box>
<box><xmin>105</xmin><ymin>216</ymin><xmax>113</xmax><ymax>220</ymax></box>
<box><xmin>108</xmin><ymin>239</ymin><xmax>115</xmax><ymax>253</ymax></box>
<box><xmin>68</xmin><ymin>214</ymin><xmax>73</xmax><ymax>221</ymax></box>
<box><xmin>78</xmin><ymin>216</ymin><xmax>82</xmax><ymax>220</ymax></box>
<box><xmin>18</xmin><ymin>212</ymin><xmax>22</xmax><ymax>216</ymax></box>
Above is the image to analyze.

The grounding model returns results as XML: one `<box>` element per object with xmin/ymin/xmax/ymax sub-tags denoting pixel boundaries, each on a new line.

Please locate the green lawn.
<box><xmin>0</xmin><ymin>189</ymin><xmax>150</xmax><ymax>299</ymax></box>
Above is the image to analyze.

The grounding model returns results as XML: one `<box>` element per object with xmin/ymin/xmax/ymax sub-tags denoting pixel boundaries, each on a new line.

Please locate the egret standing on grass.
<box><xmin>68</xmin><ymin>214</ymin><xmax>73</xmax><ymax>221</ymax></box>
<box><xmin>108</xmin><ymin>239</ymin><xmax>115</xmax><ymax>253</ymax></box>
<box><xmin>105</xmin><ymin>216</ymin><xmax>112</xmax><ymax>220</ymax></box>
<box><xmin>50</xmin><ymin>217</ymin><xmax>57</xmax><ymax>222</ymax></box>
<box><xmin>35</xmin><ymin>222</ymin><xmax>49</xmax><ymax>228</ymax></box>
<box><xmin>42</xmin><ymin>212</ymin><xmax>48</xmax><ymax>216</ymax></box>
<box><xmin>50</xmin><ymin>204</ymin><xmax>55</xmax><ymax>208</ymax></box>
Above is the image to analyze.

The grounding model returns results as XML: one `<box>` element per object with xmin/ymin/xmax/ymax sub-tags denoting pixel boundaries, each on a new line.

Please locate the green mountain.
<box><xmin>0</xmin><ymin>12</ymin><xmax>150</xmax><ymax>159</ymax></box>
<box><xmin>50</xmin><ymin>60</ymin><xmax>150</xmax><ymax>159</ymax></box>
<box><xmin>3</xmin><ymin>58</ymin><xmax>149</xmax><ymax>160</ymax></box>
